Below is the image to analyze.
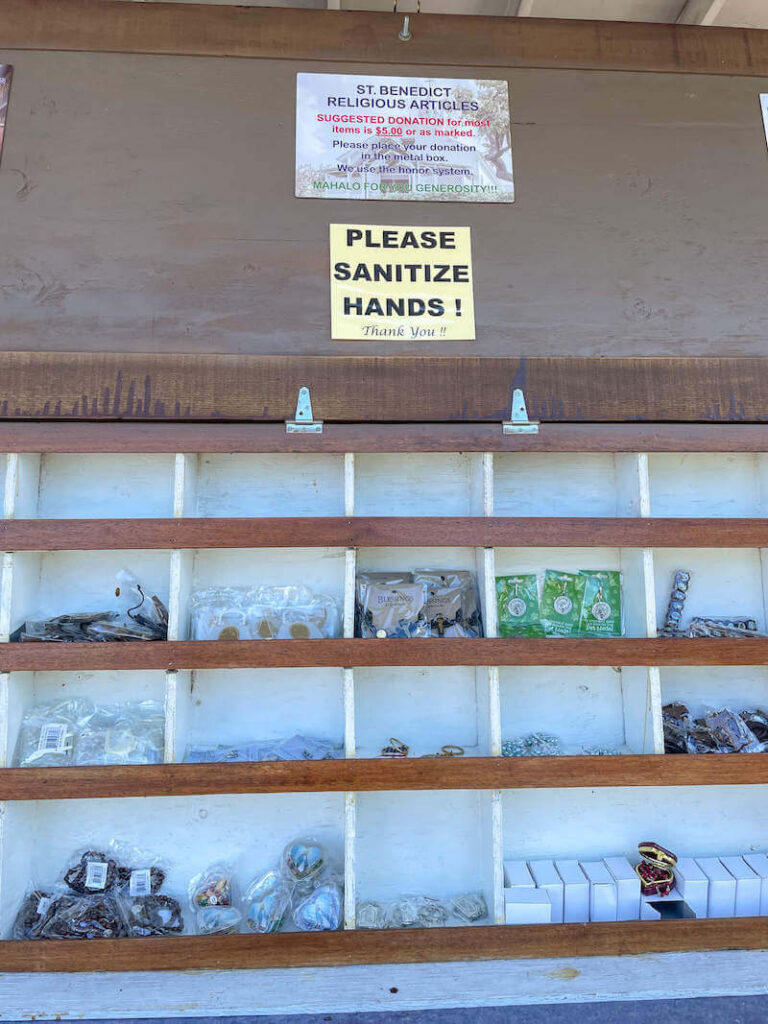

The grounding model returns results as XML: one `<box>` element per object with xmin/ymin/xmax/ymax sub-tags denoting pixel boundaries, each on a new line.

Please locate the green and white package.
<box><xmin>540</xmin><ymin>570</ymin><xmax>584</xmax><ymax>637</ymax></box>
<box><xmin>496</xmin><ymin>574</ymin><xmax>542</xmax><ymax>637</ymax></box>
<box><xmin>578</xmin><ymin>570</ymin><xmax>623</xmax><ymax>637</ymax></box>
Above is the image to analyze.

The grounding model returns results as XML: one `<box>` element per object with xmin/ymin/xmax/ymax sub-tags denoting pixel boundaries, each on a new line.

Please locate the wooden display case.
<box><xmin>0</xmin><ymin>415</ymin><xmax>766</xmax><ymax>972</ymax></box>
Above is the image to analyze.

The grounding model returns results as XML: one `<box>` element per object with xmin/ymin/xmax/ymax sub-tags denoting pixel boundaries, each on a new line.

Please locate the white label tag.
<box><xmin>36</xmin><ymin>896</ymin><xmax>52</xmax><ymax>917</ymax></box>
<box><xmin>129</xmin><ymin>869</ymin><xmax>151</xmax><ymax>897</ymax></box>
<box><xmin>38</xmin><ymin>723</ymin><xmax>67</xmax><ymax>753</ymax></box>
<box><xmin>84</xmin><ymin>860</ymin><xmax>108</xmax><ymax>890</ymax></box>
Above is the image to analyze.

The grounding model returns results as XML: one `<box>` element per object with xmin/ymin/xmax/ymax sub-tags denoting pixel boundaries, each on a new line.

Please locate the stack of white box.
<box><xmin>503</xmin><ymin>853</ymin><xmax>768</xmax><ymax>924</ymax></box>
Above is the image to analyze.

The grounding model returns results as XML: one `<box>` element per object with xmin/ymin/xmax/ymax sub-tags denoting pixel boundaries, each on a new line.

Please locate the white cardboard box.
<box><xmin>674</xmin><ymin>857</ymin><xmax>709</xmax><ymax>919</ymax></box>
<box><xmin>604</xmin><ymin>855</ymin><xmax>641</xmax><ymax>921</ymax></box>
<box><xmin>720</xmin><ymin>856</ymin><xmax>761</xmax><ymax>917</ymax></box>
<box><xmin>743</xmin><ymin>853</ymin><xmax>768</xmax><ymax>915</ymax></box>
<box><xmin>696</xmin><ymin>857</ymin><xmax>737</xmax><ymax>918</ymax></box>
<box><xmin>581</xmin><ymin>860</ymin><xmax>618</xmax><ymax>922</ymax></box>
<box><xmin>555</xmin><ymin>859</ymin><xmax>589</xmax><ymax>924</ymax></box>
<box><xmin>529</xmin><ymin>859</ymin><xmax>564</xmax><ymax>924</ymax></box>
<box><xmin>504</xmin><ymin>888</ymin><xmax>552</xmax><ymax>925</ymax></box>
<box><xmin>640</xmin><ymin>887</ymin><xmax>695</xmax><ymax>920</ymax></box>
<box><xmin>503</xmin><ymin>860</ymin><xmax>536</xmax><ymax>891</ymax></box>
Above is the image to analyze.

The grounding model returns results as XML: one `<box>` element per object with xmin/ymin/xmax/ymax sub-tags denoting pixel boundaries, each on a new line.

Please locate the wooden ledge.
<box><xmin>1</xmin><ymin>637</ymin><xmax>767</xmax><ymax>671</ymax></box>
<box><xmin>2</xmin><ymin>754</ymin><xmax>768</xmax><ymax>801</ymax></box>
<box><xmin>1</xmin><ymin>517</ymin><xmax>768</xmax><ymax>550</ymax></box>
<box><xmin>4</xmin><ymin>1</ymin><xmax>768</xmax><ymax>78</ymax></box>
<box><xmin>2</xmin><ymin>918</ymin><xmax>767</xmax><ymax>972</ymax></box>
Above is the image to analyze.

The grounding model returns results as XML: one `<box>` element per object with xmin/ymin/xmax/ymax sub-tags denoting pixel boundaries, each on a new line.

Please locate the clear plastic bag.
<box><xmin>414</xmin><ymin>570</ymin><xmax>484</xmax><ymax>638</ymax></box>
<box><xmin>388</xmin><ymin>895</ymin><xmax>449</xmax><ymax>928</ymax></box>
<box><xmin>62</xmin><ymin>849</ymin><xmax>121</xmax><ymax>894</ymax></box>
<box><xmin>243</xmin><ymin>869</ymin><xmax>294</xmax><ymax>934</ymax></box>
<box><xmin>190</xmin><ymin>586</ymin><xmax>341</xmax><ymax>641</ymax></box>
<box><xmin>15</xmin><ymin>697</ymin><xmax>93</xmax><ymax>767</ymax></box>
<box><xmin>293</xmin><ymin>880</ymin><xmax>343</xmax><ymax>932</ymax></box>
<box><xmin>283</xmin><ymin>838</ymin><xmax>326</xmax><ymax>882</ymax></box>
<box><xmin>451</xmin><ymin>892</ymin><xmax>488</xmax><ymax>923</ymax></box>
<box><xmin>12</xmin><ymin>887</ymin><xmax>57</xmax><ymax>939</ymax></box>
<box><xmin>40</xmin><ymin>893</ymin><xmax>129</xmax><ymax>939</ymax></box>
<box><xmin>73</xmin><ymin>701</ymin><xmax>165</xmax><ymax>766</ymax></box>
<box><xmin>189</xmin><ymin>863</ymin><xmax>234</xmax><ymax>908</ymax></box>
<box><xmin>356</xmin><ymin>573</ymin><xmax>429</xmax><ymax>638</ymax></box>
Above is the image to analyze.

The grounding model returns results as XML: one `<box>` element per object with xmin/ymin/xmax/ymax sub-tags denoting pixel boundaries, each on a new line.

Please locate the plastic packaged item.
<box><xmin>187</xmin><ymin>742</ymin><xmax>266</xmax><ymax>763</ymax></box>
<box><xmin>502</xmin><ymin>733</ymin><xmax>562</xmax><ymax>758</ymax></box>
<box><xmin>73</xmin><ymin>701</ymin><xmax>165</xmax><ymax>766</ymax></box>
<box><xmin>191</xmin><ymin>586</ymin><xmax>341</xmax><ymax>641</ymax></box>
<box><xmin>662</xmin><ymin>702</ymin><xmax>690</xmax><ymax>754</ymax></box>
<box><xmin>40</xmin><ymin>893</ymin><xmax>129</xmax><ymax>939</ymax></box>
<box><xmin>496</xmin><ymin>574</ymin><xmax>542</xmax><ymax>638</ymax></box>
<box><xmin>741</xmin><ymin>709</ymin><xmax>768</xmax><ymax>744</ymax></box>
<box><xmin>63</xmin><ymin>850</ymin><xmax>120</xmax><ymax>894</ymax></box>
<box><xmin>578</xmin><ymin>570</ymin><xmax>623</xmax><ymax>637</ymax></box>
<box><xmin>196</xmin><ymin>906</ymin><xmax>242</xmax><ymax>935</ymax></box>
<box><xmin>15</xmin><ymin>697</ymin><xmax>94</xmax><ymax>768</ymax></box>
<box><xmin>283</xmin><ymin>839</ymin><xmax>326</xmax><ymax>882</ymax></box>
<box><xmin>293</xmin><ymin>881</ymin><xmax>343</xmax><ymax>932</ymax></box>
<box><xmin>686</xmin><ymin>618</ymin><xmax>767</xmax><ymax>638</ymax></box>
<box><xmin>388</xmin><ymin>895</ymin><xmax>449</xmax><ymax>928</ymax></box>
<box><xmin>702</xmin><ymin>708</ymin><xmax>764</xmax><ymax>753</ymax></box>
<box><xmin>539</xmin><ymin>571</ymin><xmax>585</xmax><ymax>637</ymax></box>
<box><xmin>124</xmin><ymin>894</ymin><xmax>185</xmax><ymax>937</ymax></box>
<box><xmin>190</xmin><ymin>588</ymin><xmax>247</xmax><ymax>641</ymax></box>
<box><xmin>189</xmin><ymin>865</ymin><xmax>233</xmax><ymax>908</ymax></box>
<box><xmin>12</xmin><ymin>888</ymin><xmax>57</xmax><ymax>939</ymax></box>
<box><xmin>413</xmin><ymin>570</ymin><xmax>483</xmax><ymax>638</ymax></box>
<box><xmin>356</xmin><ymin>900</ymin><xmax>387</xmax><ymax>930</ymax></box>
<box><xmin>660</xmin><ymin>569</ymin><xmax>692</xmax><ymax>637</ymax></box>
<box><xmin>244</xmin><ymin>870</ymin><xmax>294</xmax><ymax>934</ymax></box>
<box><xmin>451</xmin><ymin>892</ymin><xmax>488</xmax><ymax>923</ymax></box>
<box><xmin>356</xmin><ymin>575</ymin><xmax>429</xmax><ymax>639</ymax></box>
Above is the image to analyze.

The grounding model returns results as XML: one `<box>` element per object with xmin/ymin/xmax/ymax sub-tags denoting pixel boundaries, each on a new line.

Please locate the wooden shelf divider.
<box><xmin>3</xmin><ymin>917</ymin><xmax>768</xmax><ymax>973</ymax></box>
<box><xmin>3</xmin><ymin>753</ymin><xmax>768</xmax><ymax>802</ymax></box>
<box><xmin>1</xmin><ymin>637</ymin><xmax>766</xmax><ymax>672</ymax></box>
<box><xmin>1</xmin><ymin>516</ymin><xmax>767</xmax><ymax>551</ymax></box>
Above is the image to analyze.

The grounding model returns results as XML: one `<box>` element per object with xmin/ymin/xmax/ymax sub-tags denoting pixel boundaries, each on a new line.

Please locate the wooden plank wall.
<box><xmin>1</xmin><ymin>8</ymin><xmax>768</xmax><ymax>367</ymax></box>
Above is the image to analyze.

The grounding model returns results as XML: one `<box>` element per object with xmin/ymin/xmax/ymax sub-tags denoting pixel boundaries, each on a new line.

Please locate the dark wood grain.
<box><xmin>2</xmin><ymin>517</ymin><xmax>768</xmax><ymax>550</ymax></box>
<box><xmin>1</xmin><ymin>638</ymin><xmax>767</xmax><ymax>671</ymax></box>
<box><xmin>3</xmin><ymin>754</ymin><xmax>768</xmax><ymax>801</ymax></box>
<box><xmin>2</xmin><ymin>918</ymin><xmax>767</xmax><ymax>972</ymax></box>
<box><xmin>1</xmin><ymin>353</ymin><xmax>768</xmax><ymax>423</ymax></box>
<box><xmin>0</xmin><ymin>422</ymin><xmax>767</xmax><ymax>453</ymax></box>
<box><xmin>4</xmin><ymin>0</ymin><xmax>768</xmax><ymax>77</ymax></box>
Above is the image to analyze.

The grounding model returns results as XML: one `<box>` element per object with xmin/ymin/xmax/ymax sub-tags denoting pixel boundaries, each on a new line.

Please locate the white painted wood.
<box><xmin>1</xmin><ymin>948</ymin><xmax>768</xmax><ymax>1018</ymax></box>
<box><xmin>177</xmin><ymin>667</ymin><xmax>345</xmax><ymax>758</ymax></box>
<box><xmin>355</xmin><ymin>453</ymin><xmax>479</xmax><ymax>516</ymax></box>
<box><xmin>658</xmin><ymin>665</ymin><xmax>768</xmax><ymax>718</ymax></box>
<box><xmin>164</xmin><ymin>669</ymin><xmax>181</xmax><ymax>764</ymax></box>
<box><xmin>345</xmin><ymin>452</ymin><xmax>355</xmax><ymax>516</ymax></box>
<box><xmin>677</xmin><ymin>0</ymin><xmax>727</xmax><ymax>25</ymax></box>
<box><xmin>502</xmin><ymin>784</ymin><xmax>768</xmax><ymax>863</ymax></box>
<box><xmin>3</xmin><ymin>453</ymin><xmax>41</xmax><ymax>520</ymax></box>
<box><xmin>195</xmin><ymin>454</ymin><xmax>345</xmax><ymax>517</ymax></box>
<box><xmin>0</xmin><ymin>673</ymin><xmax>10</xmax><ymax>768</ymax></box>
<box><xmin>648</xmin><ymin>453</ymin><xmax>763</xmax><ymax>517</ymax></box>
<box><xmin>37</xmin><ymin>453</ymin><xmax>175</xmax><ymax>519</ymax></box>
<box><xmin>494</xmin><ymin>453</ymin><xmax>641</xmax><ymax>517</ymax></box>
<box><xmin>344</xmin><ymin>790</ymin><xmax>357</xmax><ymax>930</ymax></box>
<box><xmin>490</xmin><ymin>789</ymin><xmax>505</xmax><ymax>924</ymax></box>
<box><xmin>0</xmin><ymin>551</ymin><xmax>16</xmax><ymax>641</ymax></box>
<box><xmin>2</xmin><ymin>453</ymin><xmax>16</xmax><ymax>520</ymax></box>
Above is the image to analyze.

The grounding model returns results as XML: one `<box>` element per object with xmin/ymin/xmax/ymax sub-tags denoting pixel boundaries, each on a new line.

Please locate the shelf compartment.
<box><xmin>499</xmin><ymin>665</ymin><xmax>655</xmax><ymax>755</ymax></box>
<box><xmin>494</xmin><ymin>453</ymin><xmax>642</xmax><ymax>518</ymax></box>
<box><xmin>2</xmin><ymin>638</ymin><xmax>768</xmax><ymax>671</ymax></box>
<box><xmin>3</xmin><ymin>754</ymin><xmax>768</xmax><ymax>800</ymax></box>
<box><xmin>354</xmin><ymin>454</ymin><xmax>485</xmax><ymax>517</ymax></box>
<box><xmin>1</xmin><ymin>917</ymin><xmax>767</xmax><ymax>972</ymax></box>
<box><xmin>33</xmin><ymin>454</ymin><xmax>176</xmax><ymax>519</ymax></box>
<box><xmin>4</xmin><ymin>518</ymin><xmax>768</xmax><ymax>550</ymax></box>
<box><xmin>648</xmin><ymin>454</ymin><xmax>768</xmax><ymax>518</ymax></box>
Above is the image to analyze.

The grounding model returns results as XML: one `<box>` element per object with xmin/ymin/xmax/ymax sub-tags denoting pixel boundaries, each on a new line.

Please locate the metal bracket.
<box><xmin>502</xmin><ymin>388</ymin><xmax>539</xmax><ymax>434</ymax></box>
<box><xmin>286</xmin><ymin>387</ymin><xmax>323</xmax><ymax>434</ymax></box>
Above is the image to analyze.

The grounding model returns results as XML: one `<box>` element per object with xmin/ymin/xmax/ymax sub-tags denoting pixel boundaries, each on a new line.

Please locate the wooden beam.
<box><xmin>1</xmin><ymin>353</ymin><xmax>768</xmax><ymax>423</ymax></box>
<box><xmin>0</xmin><ymin>421</ymin><xmax>765</xmax><ymax>454</ymax></box>
<box><xmin>2</xmin><ymin>517</ymin><xmax>768</xmax><ymax>550</ymax></box>
<box><xmin>1</xmin><ymin>638</ymin><xmax>767</xmax><ymax>672</ymax></box>
<box><xmin>2</xmin><ymin>0</ymin><xmax>768</xmax><ymax>76</ymax></box>
<box><xmin>677</xmin><ymin>0</ymin><xmax>727</xmax><ymax>26</ymax></box>
<box><xmin>2</xmin><ymin>754</ymin><xmax>768</xmax><ymax>801</ymax></box>
<box><xmin>3</xmin><ymin>918</ymin><xmax>768</xmax><ymax>973</ymax></box>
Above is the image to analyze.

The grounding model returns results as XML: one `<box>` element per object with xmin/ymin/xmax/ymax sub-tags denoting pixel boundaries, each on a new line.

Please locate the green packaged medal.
<box><xmin>578</xmin><ymin>570</ymin><xmax>623</xmax><ymax>637</ymax></box>
<box><xmin>540</xmin><ymin>571</ymin><xmax>584</xmax><ymax>637</ymax></box>
<box><xmin>496</xmin><ymin>575</ymin><xmax>542</xmax><ymax>637</ymax></box>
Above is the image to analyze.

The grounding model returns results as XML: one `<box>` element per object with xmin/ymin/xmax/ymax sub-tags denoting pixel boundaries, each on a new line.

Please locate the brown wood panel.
<box><xmin>0</xmin><ymin>422</ymin><xmax>767</xmax><ymax>453</ymax></box>
<box><xmin>2</xmin><ymin>54</ymin><xmax>768</xmax><ymax>361</ymax></box>
<box><xmin>1</xmin><ymin>354</ymin><xmax>768</xmax><ymax>422</ymax></box>
<box><xmin>3</xmin><ymin>754</ymin><xmax>768</xmax><ymax>801</ymax></box>
<box><xmin>2</xmin><ymin>918</ymin><xmax>767</xmax><ymax>973</ymax></box>
<box><xmin>4</xmin><ymin>0</ymin><xmax>768</xmax><ymax>77</ymax></box>
<box><xmin>2</xmin><ymin>638</ymin><xmax>767</xmax><ymax>671</ymax></box>
<box><xmin>3</xmin><ymin>517</ymin><xmax>768</xmax><ymax>550</ymax></box>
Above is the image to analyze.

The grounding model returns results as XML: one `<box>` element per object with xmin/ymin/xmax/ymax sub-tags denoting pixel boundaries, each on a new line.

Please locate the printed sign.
<box><xmin>0</xmin><ymin>66</ymin><xmax>13</xmax><ymax>168</ymax></box>
<box><xmin>297</xmin><ymin>73</ymin><xmax>513</xmax><ymax>203</ymax></box>
<box><xmin>330</xmin><ymin>224</ymin><xmax>475</xmax><ymax>341</ymax></box>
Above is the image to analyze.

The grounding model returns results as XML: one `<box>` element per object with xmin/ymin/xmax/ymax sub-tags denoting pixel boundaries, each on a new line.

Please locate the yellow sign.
<box><xmin>330</xmin><ymin>224</ymin><xmax>475</xmax><ymax>341</ymax></box>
